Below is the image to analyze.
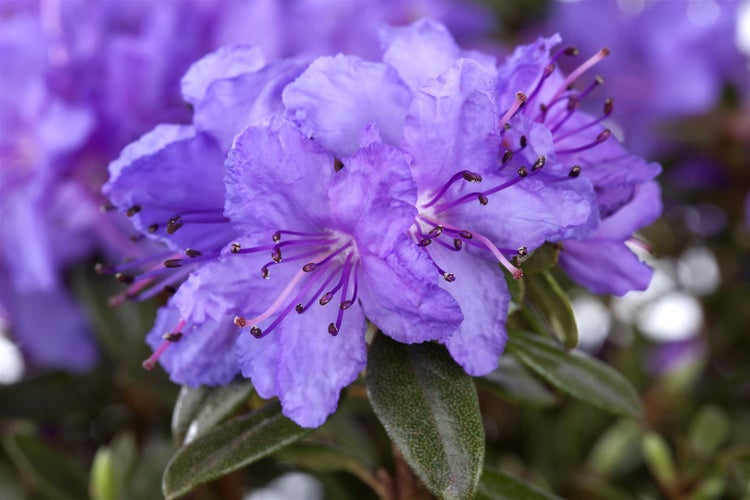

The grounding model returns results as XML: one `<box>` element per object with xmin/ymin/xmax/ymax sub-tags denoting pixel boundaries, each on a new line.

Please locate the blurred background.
<box><xmin>1</xmin><ymin>0</ymin><xmax>749</xmax><ymax>498</ymax></box>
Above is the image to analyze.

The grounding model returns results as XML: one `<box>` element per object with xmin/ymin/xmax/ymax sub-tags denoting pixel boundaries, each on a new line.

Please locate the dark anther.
<box><xmin>517</xmin><ymin>246</ymin><xmax>528</xmax><ymax>257</ymax></box>
<box><xmin>167</xmin><ymin>217</ymin><xmax>183</xmax><ymax>234</ymax></box>
<box><xmin>319</xmin><ymin>293</ymin><xmax>333</xmax><ymax>306</ymax></box>
<box><xmin>234</xmin><ymin>316</ymin><xmax>248</xmax><ymax>327</ymax></box>
<box><xmin>519</xmin><ymin>135</ymin><xmax>527</xmax><ymax>148</ymax></box>
<box><xmin>100</xmin><ymin>203</ymin><xmax>116</xmax><ymax>213</ymax></box>
<box><xmin>129</xmin><ymin>234</ymin><xmax>144</xmax><ymax>242</ymax></box>
<box><xmin>428</xmin><ymin>226</ymin><xmax>443</xmax><ymax>238</ymax></box>
<box><xmin>261</xmin><ymin>267</ymin><xmax>270</xmax><ymax>279</ymax></box>
<box><xmin>504</xmin><ymin>123</ymin><xmax>511</xmax><ymax>130</ymax></box>
<box><xmin>333</xmin><ymin>158</ymin><xmax>345</xmax><ymax>172</ymax></box>
<box><xmin>230</xmin><ymin>242</ymin><xmax>241</xmax><ymax>253</ymax></box>
<box><xmin>302</xmin><ymin>263</ymin><xmax>317</xmax><ymax>272</ymax></box>
<box><xmin>516</xmin><ymin>91</ymin><xmax>528</xmax><ymax>103</ymax></box>
<box><xmin>603</xmin><ymin>98</ymin><xmax>613</xmax><ymax>116</ymax></box>
<box><xmin>115</xmin><ymin>272</ymin><xmax>134</xmax><ymax>284</ymax></box>
<box><xmin>162</xmin><ymin>332</ymin><xmax>183</xmax><ymax>342</ymax></box>
<box><xmin>597</xmin><ymin>129</ymin><xmax>611</xmax><ymax>142</ymax></box>
<box><xmin>250</xmin><ymin>326</ymin><xmax>263</xmax><ymax>338</ymax></box>
<box><xmin>539</xmin><ymin>103</ymin><xmax>548</xmax><ymax>113</ymax></box>
<box><xmin>595</xmin><ymin>75</ymin><xmax>605</xmax><ymax>85</ymax></box>
<box><xmin>328</xmin><ymin>323</ymin><xmax>339</xmax><ymax>336</ymax></box>
<box><xmin>443</xmin><ymin>273</ymin><xmax>456</xmax><ymax>282</ymax></box>
<box><xmin>271</xmin><ymin>247</ymin><xmax>282</xmax><ymax>263</ymax></box>
<box><xmin>501</xmin><ymin>149</ymin><xmax>513</xmax><ymax>165</ymax></box>
<box><xmin>340</xmin><ymin>300</ymin><xmax>353</xmax><ymax>310</ymax></box>
<box><xmin>295</xmin><ymin>304</ymin><xmax>305</xmax><ymax>314</ymax></box>
<box><xmin>164</xmin><ymin>259</ymin><xmax>184</xmax><ymax>268</ymax></box>
<box><xmin>126</xmin><ymin>205</ymin><xmax>141</xmax><ymax>217</ymax></box>
<box><xmin>477</xmin><ymin>194</ymin><xmax>489</xmax><ymax>206</ymax></box>
<box><xmin>163</xmin><ymin>285</ymin><xmax>177</xmax><ymax>295</ymax></box>
<box><xmin>569</xmin><ymin>165</ymin><xmax>582</xmax><ymax>178</ymax></box>
<box><xmin>462</xmin><ymin>171</ymin><xmax>483</xmax><ymax>183</ymax></box>
<box><xmin>518</xmin><ymin>167</ymin><xmax>529</xmax><ymax>178</ymax></box>
<box><xmin>147</xmin><ymin>224</ymin><xmax>158</xmax><ymax>233</ymax></box>
<box><xmin>185</xmin><ymin>248</ymin><xmax>202</xmax><ymax>258</ymax></box>
<box><xmin>532</xmin><ymin>156</ymin><xmax>546</xmax><ymax>171</ymax></box>
<box><xmin>272</xmin><ymin>231</ymin><xmax>281</xmax><ymax>242</ymax></box>
<box><xmin>453</xmin><ymin>239</ymin><xmax>463</xmax><ymax>250</ymax></box>
<box><xmin>418</xmin><ymin>238</ymin><xmax>432</xmax><ymax>247</ymax></box>
<box><xmin>564</xmin><ymin>46</ymin><xmax>579</xmax><ymax>56</ymax></box>
<box><xmin>459</xmin><ymin>230</ymin><xmax>473</xmax><ymax>239</ymax></box>
<box><xmin>543</xmin><ymin>63</ymin><xmax>555</xmax><ymax>77</ymax></box>
<box><xmin>601</xmin><ymin>47</ymin><xmax>611</xmax><ymax>56</ymax></box>
<box><xmin>566</xmin><ymin>97</ymin><xmax>580</xmax><ymax>111</ymax></box>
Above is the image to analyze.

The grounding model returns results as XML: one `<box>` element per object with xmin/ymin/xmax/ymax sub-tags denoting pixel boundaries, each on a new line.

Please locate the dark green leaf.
<box><xmin>477</xmin><ymin>467</ymin><xmax>560</xmax><ymax>499</ymax></box>
<box><xmin>503</xmin><ymin>269</ymin><xmax>525</xmax><ymax>315</ymax></box>
<box><xmin>275</xmin><ymin>442</ymin><xmax>387</xmax><ymax>499</ymax></box>
<box><xmin>162</xmin><ymin>401</ymin><xmax>311</xmax><ymax>499</ymax></box>
<box><xmin>2</xmin><ymin>424</ymin><xmax>89</xmax><ymax>500</ymax></box>
<box><xmin>507</xmin><ymin>331</ymin><xmax>642</xmax><ymax>418</ymax></box>
<box><xmin>171</xmin><ymin>379</ymin><xmax>254</xmax><ymax>445</ymax></box>
<box><xmin>519</xmin><ymin>243</ymin><xmax>560</xmax><ymax>275</ymax></box>
<box><xmin>365</xmin><ymin>334</ymin><xmax>484</xmax><ymax>500</ymax></box>
<box><xmin>478</xmin><ymin>356</ymin><xmax>558</xmax><ymax>407</ymax></box>
<box><xmin>522</xmin><ymin>271</ymin><xmax>578</xmax><ymax>348</ymax></box>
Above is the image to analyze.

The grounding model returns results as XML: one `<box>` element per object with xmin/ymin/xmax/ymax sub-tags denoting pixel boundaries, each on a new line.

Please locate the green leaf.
<box><xmin>522</xmin><ymin>271</ymin><xmax>578</xmax><ymax>348</ymax></box>
<box><xmin>477</xmin><ymin>467</ymin><xmax>560</xmax><ymax>499</ymax></box>
<box><xmin>507</xmin><ymin>331</ymin><xmax>642</xmax><ymax>418</ymax></box>
<box><xmin>275</xmin><ymin>442</ymin><xmax>387</xmax><ymax>499</ymax></box>
<box><xmin>365</xmin><ymin>334</ymin><xmax>484</xmax><ymax>500</ymax></box>
<box><xmin>478</xmin><ymin>356</ymin><xmax>558</xmax><ymax>407</ymax></box>
<box><xmin>162</xmin><ymin>401</ymin><xmax>311</xmax><ymax>499</ymax></box>
<box><xmin>89</xmin><ymin>433</ymin><xmax>138</xmax><ymax>500</ymax></box>
<box><xmin>519</xmin><ymin>243</ymin><xmax>560</xmax><ymax>275</ymax></box>
<box><xmin>503</xmin><ymin>269</ymin><xmax>525</xmax><ymax>315</ymax></box>
<box><xmin>2</xmin><ymin>423</ymin><xmax>89</xmax><ymax>500</ymax></box>
<box><xmin>171</xmin><ymin>379</ymin><xmax>255</xmax><ymax>445</ymax></box>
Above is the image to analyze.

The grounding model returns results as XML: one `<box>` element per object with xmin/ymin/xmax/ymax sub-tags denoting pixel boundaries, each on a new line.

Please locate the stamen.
<box><xmin>301</xmin><ymin>242</ymin><xmax>352</xmax><ymax>272</ymax></box>
<box><xmin>126</xmin><ymin>205</ymin><xmax>141</xmax><ymax>217</ymax></box>
<box><xmin>271</xmin><ymin>229</ymin><xmax>330</xmax><ymax>242</ymax></box>
<box><xmin>524</xmin><ymin>63</ymin><xmax>556</xmax><ymax>106</ymax></box>
<box><xmin>296</xmin><ymin>269</ymin><xmax>339</xmax><ymax>313</ymax></box>
<box><xmin>421</xmin><ymin>170</ymin><xmax>484</xmax><ymax>209</ymax></box>
<box><xmin>568</xmin><ymin>165</ymin><xmax>582</xmax><ymax>177</ymax></box>
<box><xmin>550</xmin><ymin>48</ymin><xmax>610</xmax><ymax>102</ymax></box>
<box><xmin>498</xmin><ymin>92</ymin><xmax>527</xmax><ymax>130</ymax></box>
<box><xmin>234</xmin><ymin>268</ymin><xmax>308</xmax><ymax>328</ymax></box>
<box><xmin>142</xmin><ymin>319</ymin><xmax>186</xmax><ymax>370</ymax></box>
<box><xmin>553</xmin><ymin>99</ymin><xmax>613</xmax><ymax>143</ymax></box>
<box><xmin>556</xmin><ymin>129</ymin><xmax>611</xmax><ymax>155</ymax></box>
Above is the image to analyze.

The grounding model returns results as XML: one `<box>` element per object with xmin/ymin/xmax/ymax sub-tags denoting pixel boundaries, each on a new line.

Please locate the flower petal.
<box><xmin>282</xmin><ymin>55</ymin><xmax>412</xmax><ymax>156</ymax></box>
<box><xmin>358</xmin><ymin>237</ymin><xmax>463</xmax><ymax>343</ymax></box>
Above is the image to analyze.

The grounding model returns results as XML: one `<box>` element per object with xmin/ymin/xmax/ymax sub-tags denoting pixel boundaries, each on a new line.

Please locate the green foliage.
<box><xmin>521</xmin><ymin>271</ymin><xmax>578</xmax><ymax>348</ymax></box>
<box><xmin>366</xmin><ymin>334</ymin><xmax>485</xmax><ymax>500</ymax></box>
<box><xmin>477</xmin><ymin>467</ymin><xmax>561</xmax><ymax>500</ymax></box>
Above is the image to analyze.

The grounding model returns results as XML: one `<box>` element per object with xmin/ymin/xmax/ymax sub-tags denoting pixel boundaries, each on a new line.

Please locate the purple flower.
<box><xmin>155</xmin><ymin>119</ymin><xmax>461</xmax><ymax>427</ymax></box>
<box><xmin>542</xmin><ymin>0</ymin><xmax>748</xmax><ymax>155</ymax></box>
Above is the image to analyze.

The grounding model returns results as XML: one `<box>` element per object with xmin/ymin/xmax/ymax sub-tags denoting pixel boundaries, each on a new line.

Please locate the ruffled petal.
<box><xmin>180</xmin><ymin>45</ymin><xmax>265</xmax><ymax>106</ymax></box>
<box><xmin>358</xmin><ymin>237</ymin><xmax>463</xmax><ymax>343</ymax></box>
<box><xmin>282</xmin><ymin>55</ymin><xmax>412</xmax><ymax>156</ymax></box>
<box><xmin>403</xmin><ymin>58</ymin><xmax>498</xmax><ymax>192</ymax></box>
<box><xmin>496</xmin><ymin>34</ymin><xmax>562</xmax><ymax>110</ymax></box>
<box><xmin>236</xmin><ymin>290</ymin><xmax>367</xmax><ymax>428</ymax></box>
<box><xmin>431</xmin><ymin>246</ymin><xmax>509</xmax><ymax>376</ymax></box>
<box><xmin>194</xmin><ymin>59</ymin><xmax>306</xmax><ymax>151</ymax></box>
<box><xmin>559</xmin><ymin>240</ymin><xmax>654</xmax><ymax>296</ymax></box>
<box><xmin>597</xmin><ymin>181</ymin><xmax>662</xmax><ymax>241</ymax></box>
<box><xmin>225</xmin><ymin>118</ymin><xmax>334</xmax><ymax>233</ymax></box>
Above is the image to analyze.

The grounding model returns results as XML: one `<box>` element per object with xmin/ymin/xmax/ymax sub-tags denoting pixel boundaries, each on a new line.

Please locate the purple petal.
<box><xmin>282</xmin><ymin>55</ymin><xmax>412</xmax><ymax>156</ymax></box>
<box><xmin>597</xmin><ymin>181</ymin><xmax>662</xmax><ymax>241</ymax></box>
<box><xmin>559</xmin><ymin>240</ymin><xmax>653</xmax><ymax>296</ymax></box>
<box><xmin>225</xmin><ymin>118</ymin><xmax>334</xmax><ymax>233</ymax></box>
<box><xmin>496</xmin><ymin>34</ymin><xmax>562</xmax><ymax>110</ymax></box>
<box><xmin>433</xmin><ymin>247</ymin><xmax>509</xmax><ymax>375</ymax></box>
<box><xmin>194</xmin><ymin>58</ymin><xmax>306</xmax><ymax>151</ymax></box>
<box><xmin>358</xmin><ymin>237</ymin><xmax>463</xmax><ymax>343</ymax></box>
<box><xmin>236</xmin><ymin>289</ymin><xmax>367</xmax><ymax>428</ymax></box>
<box><xmin>180</xmin><ymin>45</ymin><xmax>266</xmax><ymax>107</ymax></box>
<box><xmin>403</xmin><ymin>58</ymin><xmax>498</xmax><ymax>192</ymax></box>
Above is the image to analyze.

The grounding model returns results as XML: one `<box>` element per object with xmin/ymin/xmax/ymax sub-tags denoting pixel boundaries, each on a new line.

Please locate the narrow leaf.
<box><xmin>2</xmin><ymin>424</ymin><xmax>89</xmax><ymax>500</ymax></box>
<box><xmin>171</xmin><ymin>379</ymin><xmax>254</xmax><ymax>445</ymax></box>
<box><xmin>477</xmin><ymin>467</ymin><xmax>560</xmax><ymax>500</ymax></box>
<box><xmin>522</xmin><ymin>271</ymin><xmax>578</xmax><ymax>348</ymax></box>
<box><xmin>366</xmin><ymin>334</ymin><xmax>484</xmax><ymax>500</ymax></box>
<box><xmin>478</xmin><ymin>356</ymin><xmax>558</xmax><ymax>407</ymax></box>
<box><xmin>163</xmin><ymin>401</ymin><xmax>311</xmax><ymax>499</ymax></box>
<box><xmin>520</xmin><ymin>242</ymin><xmax>560</xmax><ymax>275</ymax></box>
<box><xmin>507</xmin><ymin>331</ymin><xmax>642</xmax><ymax>417</ymax></box>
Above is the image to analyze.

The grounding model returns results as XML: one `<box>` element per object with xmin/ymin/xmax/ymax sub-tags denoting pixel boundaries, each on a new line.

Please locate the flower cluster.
<box><xmin>104</xmin><ymin>20</ymin><xmax>661</xmax><ymax>427</ymax></box>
